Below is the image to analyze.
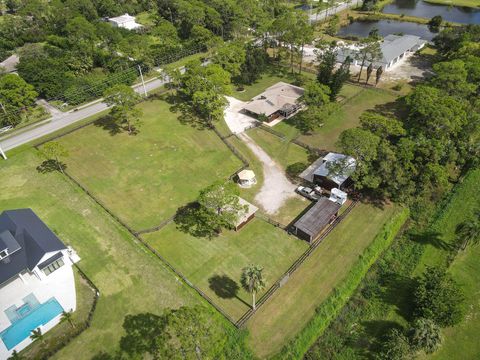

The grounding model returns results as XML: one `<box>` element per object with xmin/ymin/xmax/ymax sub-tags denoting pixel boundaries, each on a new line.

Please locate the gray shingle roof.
<box><xmin>0</xmin><ymin>209</ymin><xmax>66</xmax><ymax>286</ymax></box>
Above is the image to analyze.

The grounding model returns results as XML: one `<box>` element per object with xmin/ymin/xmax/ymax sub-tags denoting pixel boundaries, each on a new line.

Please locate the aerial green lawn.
<box><xmin>0</xmin><ymin>149</ymin><xmax>196</xmax><ymax>359</ymax></box>
<box><xmin>246</xmin><ymin>127</ymin><xmax>310</xmax><ymax>170</ymax></box>
<box><xmin>247</xmin><ymin>202</ymin><xmax>399</xmax><ymax>358</ymax></box>
<box><xmin>232</xmin><ymin>69</ymin><xmax>298</xmax><ymax>101</ymax></box>
<box><xmin>49</xmin><ymin>97</ymin><xmax>241</xmax><ymax>231</ymax></box>
<box><xmin>142</xmin><ymin>219</ymin><xmax>309</xmax><ymax>321</ymax></box>
<box><xmin>295</xmin><ymin>87</ymin><xmax>398</xmax><ymax>151</ymax></box>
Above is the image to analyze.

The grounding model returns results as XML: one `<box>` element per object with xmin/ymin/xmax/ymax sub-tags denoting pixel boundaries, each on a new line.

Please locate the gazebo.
<box><xmin>237</xmin><ymin>170</ymin><xmax>257</xmax><ymax>187</ymax></box>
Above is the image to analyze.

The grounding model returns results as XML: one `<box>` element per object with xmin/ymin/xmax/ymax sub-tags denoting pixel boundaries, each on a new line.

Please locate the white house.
<box><xmin>0</xmin><ymin>209</ymin><xmax>80</xmax><ymax>358</ymax></box>
<box><xmin>108</xmin><ymin>13</ymin><xmax>143</xmax><ymax>30</ymax></box>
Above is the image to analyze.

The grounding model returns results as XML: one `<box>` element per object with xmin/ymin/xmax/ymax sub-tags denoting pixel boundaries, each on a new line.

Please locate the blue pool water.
<box><xmin>0</xmin><ymin>298</ymin><xmax>64</xmax><ymax>350</ymax></box>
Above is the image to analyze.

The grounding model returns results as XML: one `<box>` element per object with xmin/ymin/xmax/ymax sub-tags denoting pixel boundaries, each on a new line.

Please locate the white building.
<box><xmin>0</xmin><ymin>209</ymin><xmax>80</xmax><ymax>358</ymax></box>
<box><xmin>337</xmin><ymin>34</ymin><xmax>427</xmax><ymax>71</ymax></box>
<box><xmin>108</xmin><ymin>13</ymin><xmax>143</xmax><ymax>30</ymax></box>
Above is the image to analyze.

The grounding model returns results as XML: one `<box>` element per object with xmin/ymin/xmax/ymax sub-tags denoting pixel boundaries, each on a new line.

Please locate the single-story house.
<box><xmin>0</xmin><ymin>209</ymin><xmax>80</xmax><ymax>357</ymax></box>
<box><xmin>243</xmin><ymin>82</ymin><xmax>304</xmax><ymax>122</ymax></box>
<box><xmin>234</xmin><ymin>198</ymin><xmax>258</xmax><ymax>231</ymax></box>
<box><xmin>313</xmin><ymin>152</ymin><xmax>356</xmax><ymax>190</ymax></box>
<box><xmin>108</xmin><ymin>13</ymin><xmax>143</xmax><ymax>30</ymax></box>
<box><xmin>237</xmin><ymin>169</ymin><xmax>257</xmax><ymax>187</ymax></box>
<box><xmin>337</xmin><ymin>34</ymin><xmax>427</xmax><ymax>71</ymax></box>
<box><xmin>291</xmin><ymin>197</ymin><xmax>341</xmax><ymax>243</ymax></box>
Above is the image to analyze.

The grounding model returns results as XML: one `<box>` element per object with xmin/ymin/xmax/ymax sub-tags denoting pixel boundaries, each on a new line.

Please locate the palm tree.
<box><xmin>241</xmin><ymin>265</ymin><xmax>266</xmax><ymax>310</ymax></box>
<box><xmin>30</xmin><ymin>328</ymin><xmax>43</xmax><ymax>343</ymax></box>
<box><xmin>60</xmin><ymin>309</ymin><xmax>75</xmax><ymax>329</ymax></box>
<box><xmin>456</xmin><ymin>213</ymin><xmax>480</xmax><ymax>250</ymax></box>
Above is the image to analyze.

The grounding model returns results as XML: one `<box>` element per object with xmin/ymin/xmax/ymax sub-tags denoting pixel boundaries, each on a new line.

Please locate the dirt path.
<box><xmin>237</xmin><ymin>132</ymin><xmax>298</xmax><ymax>215</ymax></box>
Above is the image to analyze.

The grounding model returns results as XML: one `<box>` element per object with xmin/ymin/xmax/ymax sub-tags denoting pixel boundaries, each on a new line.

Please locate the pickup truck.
<box><xmin>296</xmin><ymin>186</ymin><xmax>321</xmax><ymax>201</ymax></box>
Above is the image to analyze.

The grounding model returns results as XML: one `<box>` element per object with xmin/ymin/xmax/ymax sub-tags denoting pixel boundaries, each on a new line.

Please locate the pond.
<box><xmin>337</xmin><ymin>19</ymin><xmax>437</xmax><ymax>40</ymax></box>
<box><xmin>383</xmin><ymin>0</ymin><xmax>480</xmax><ymax>24</ymax></box>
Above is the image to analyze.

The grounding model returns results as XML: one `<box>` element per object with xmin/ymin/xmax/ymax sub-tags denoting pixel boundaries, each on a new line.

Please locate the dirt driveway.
<box><xmin>223</xmin><ymin>96</ymin><xmax>258</xmax><ymax>134</ymax></box>
<box><xmin>237</xmin><ymin>132</ymin><xmax>300</xmax><ymax>215</ymax></box>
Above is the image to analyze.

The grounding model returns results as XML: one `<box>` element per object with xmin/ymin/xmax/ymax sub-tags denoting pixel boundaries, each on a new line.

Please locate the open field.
<box><xmin>0</xmin><ymin>149</ymin><xmax>196</xmax><ymax>359</ymax></box>
<box><xmin>49</xmin><ymin>97</ymin><xmax>241</xmax><ymax>231</ymax></box>
<box><xmin>142</xmin><ymin>219</ymin><xmax>309</xmax><ymax>320</ymax></box>
<box><xmin>247</xmin><ymin>202</ymin><xmax>399</xmax><ymax>358</ymax></box>
<box><xmin>246</xmin><ymin>127</ymin><xmax>310</xmax><ymax>170</ymax></box>
<box><xmin>295</xmin><ymin>87</ymin><xmax>398</xmax><ymax>151</ymax></box>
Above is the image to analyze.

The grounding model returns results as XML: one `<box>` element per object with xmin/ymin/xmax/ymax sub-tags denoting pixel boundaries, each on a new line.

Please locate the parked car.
<box><xmin>296</xmin><ymin>186</ymin><xmax>321</xmax><ymax>201</ymax></box>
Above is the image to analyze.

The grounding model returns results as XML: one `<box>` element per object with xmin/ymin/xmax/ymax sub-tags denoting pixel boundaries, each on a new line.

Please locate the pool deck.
<box><xmin>0</xmin><ymin>261</ymin><xmax>76</xmax><ymax>358</ymax></box>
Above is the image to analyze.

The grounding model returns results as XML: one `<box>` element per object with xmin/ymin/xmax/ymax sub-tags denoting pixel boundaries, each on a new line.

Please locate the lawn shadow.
<box><xmin>36</xmin><ymin>159</ymin><xmax>67</xmax><ymax>173</ymax></box>
<box><xmin>166</xmin><ymin>96</ymin><xmax>211</xmax><ymax>131</ymax></box>
<box><xmin>360</xmin><ymin>320</ymin><xmax>404</xmax><ymax>355</ymax></box>
<box><xmin>410</xmin><ymin>230</ymin><xmax>452</xmax><ymax>251</ymax></box>
<box><xmin>94</xmin><ymin>115</ymin><xmax>123</xmax><ymax>136</ymax></box>
<box><xmin>373</xmin><ymin>97</ymin><xmax>408</xmax><ymax>119</ymax></box>
<box><xmin>378</xmin><ymin>271</ymin><xmax>416</xmax><ymax>322</ymax></box>
<box><xmin>208</xmin><ymin>274</ymin><xmax>251</xmax><ymax>308</ymax></box>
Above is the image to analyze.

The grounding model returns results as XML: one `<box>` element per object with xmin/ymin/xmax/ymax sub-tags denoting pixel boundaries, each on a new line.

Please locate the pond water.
<box><xmin>337</xmin><ymin>19</ymin><xmax>437</xmax><ymax>40</ymax></box>
<box><xmin>383</xmin><ymin>0</ymin><xmax>480</xmax><ymax>24</ymax></box>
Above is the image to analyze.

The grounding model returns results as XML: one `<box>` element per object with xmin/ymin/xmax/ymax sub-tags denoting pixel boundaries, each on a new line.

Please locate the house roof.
<box><xmin>336</xmin><ymin>34</ymin><xmax>427</xmax><ymax>66</ymax></box>
<box><xmin>0</xmin><ymin>209</ymin><xmax>67</xmax><ymax>286</ymax></box>
<box><xmin>109</xmin><ymin>13</ymin><xmax>137</xmax><ymax>24</ymax></box>
<box><xmin>293</xmin><ymin>197</ymin><xmax>341</xmax><ymax>239</ymax></box>
<box><xmin>238</xmin><ymin>169</ymin><xmax>256</xmax><ymax>181</ymax></box>
<box><xmin>0</xmin><ymin>54</ymin><xmax>19</xmax><ymax>73</ymax></box>
<box><xmin>314</xmin><ymin>152</ymin><xmax>356</xmax><ymax>186</ymax></box>
<box><xmin>243</xmin><ymin>82</ymin><xmax>304</xmax><ymax>116</ymax></box>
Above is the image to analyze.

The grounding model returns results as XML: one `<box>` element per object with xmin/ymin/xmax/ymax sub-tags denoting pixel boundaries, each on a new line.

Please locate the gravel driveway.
<box><xmin>237</xmin><ymin>132</ymin><xmax>299</xmax><ymax>215</ymax></box>
<box><xmin>223</xmin><ymin>96</ymin><xmax>258</xmax><ymax>134</ymax></box>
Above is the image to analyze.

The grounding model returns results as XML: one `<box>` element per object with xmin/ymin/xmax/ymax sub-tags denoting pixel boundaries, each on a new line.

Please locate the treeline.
<box><xmin>338</xmin><ymin>25</ymin><xmax>480</xmax><ymax>209</ymax></box>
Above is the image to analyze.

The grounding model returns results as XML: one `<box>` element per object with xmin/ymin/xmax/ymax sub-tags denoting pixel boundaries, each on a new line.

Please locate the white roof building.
<box><xmin>108</xmin><ymin>13</ymin><xmax>143</xmax><ymax>30</ymax></box>
<box><xmin>0</xmin><ymin>209</ymin><xmax>79</xmax><ymax>358</ymax></box>
<box><xmin>313</xmin><ymin>152</ymin><xmax>356</xmax><ymax>190</ymax></box>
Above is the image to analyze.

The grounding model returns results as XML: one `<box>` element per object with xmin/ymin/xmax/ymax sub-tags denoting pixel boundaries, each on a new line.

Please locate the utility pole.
<box><xmin>138</xmin><ymin>65</ymin><xmax>147</xmax><ymax>97</ymax></box>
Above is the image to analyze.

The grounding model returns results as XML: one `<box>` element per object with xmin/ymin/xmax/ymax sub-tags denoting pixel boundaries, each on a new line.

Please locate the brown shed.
<box><xmin>291</xmin><ymin>198</ymin><xmax>341</xmax><ymax>243</ymax></box>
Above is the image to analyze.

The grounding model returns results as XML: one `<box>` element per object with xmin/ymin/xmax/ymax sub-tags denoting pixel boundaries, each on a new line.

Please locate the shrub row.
<box><xmin>275</xmin><ymin>207</ymin><xmax>410</xmax><ymax>359</ymax></box>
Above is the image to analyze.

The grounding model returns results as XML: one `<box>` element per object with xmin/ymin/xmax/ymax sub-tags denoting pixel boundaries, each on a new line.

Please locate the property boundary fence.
<box><xmin>35</xmin><ymin>264</ymin><xmax>99</xmax><ymax>360</ymax></box>
<box><xmin>235</xmin><ymin>200</ymin><xmax>358</xmax><ymax>328</ymax></box>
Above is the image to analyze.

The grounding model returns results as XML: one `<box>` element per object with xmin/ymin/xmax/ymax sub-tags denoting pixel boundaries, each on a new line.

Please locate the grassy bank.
<box><xmin>424</xmin><ymin>0</ymin><xmax>480</xmax><ymax>8</ymax></box>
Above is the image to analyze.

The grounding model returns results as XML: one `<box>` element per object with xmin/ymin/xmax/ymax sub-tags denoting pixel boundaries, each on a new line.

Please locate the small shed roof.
<box><xmin>235</xmin><ymin>197</ymin><xmax>258</xmax><ymax>228</ymax></box>
<box><xmin>238</xmin><ymin>169</ymin><xmax>256</xmax><ymax>181</ymax></box>
<box><xmin>293</xmin><ymin>198</ymin><xmax>340</xmax><ymax>239</ymax></box>
<box><xmin>109</xmin><ymin>13</ymin><xmax>136</xmax><ymax>24</ymax></box>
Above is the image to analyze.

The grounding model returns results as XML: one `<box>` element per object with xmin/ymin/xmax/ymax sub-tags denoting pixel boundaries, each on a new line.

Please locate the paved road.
<box><xmin>308</xmin><ymin>1</ymin><xmax>359</xmax><ymax>23</ymax></box>
<box><xmin>0</xmin><ymin>77</ymin><xmax>166</xmax><ymax>152</ymax></box>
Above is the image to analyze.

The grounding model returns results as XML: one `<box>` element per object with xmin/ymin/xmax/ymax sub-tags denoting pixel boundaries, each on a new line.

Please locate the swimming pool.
<box><xmin>0</xmin><ymin>298</ymin><xmax>64</xmax><ymax>350</ymax></box>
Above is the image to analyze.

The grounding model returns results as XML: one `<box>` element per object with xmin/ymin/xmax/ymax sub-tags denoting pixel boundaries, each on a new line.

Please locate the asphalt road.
<box><xmin>0</xmin><ymin>77</ymin><xmax>166</xmax><ymax>152</ymax></box>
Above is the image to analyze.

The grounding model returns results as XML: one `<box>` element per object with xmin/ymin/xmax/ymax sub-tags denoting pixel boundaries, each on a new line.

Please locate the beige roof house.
<box><xmin>243</xmin><ymin>82</ymin><xmax>304</xmax><ymax>122</ymax></box>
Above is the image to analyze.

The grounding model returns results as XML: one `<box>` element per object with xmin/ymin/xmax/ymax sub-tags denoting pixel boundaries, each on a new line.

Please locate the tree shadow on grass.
<box><xmin>378</xmin><ymin>271</ymin><xmax>416</xmax><ymax>322</ymax></box>
<box><xmin>208</xmin><ymin>274</ymin><xmax>251</xmax><ymax>308</ymax></box>
<box><xmin>174</xmin><ymin>202</ymin><xmax>219</xmax><ymax>239</ymax></box>
<box><xmin>165</xmin><ymin>94</ymin><xmax>211</xmax><ymax>130</ymax></box>
<box><xmin>36</xmin><ymin>159</ymin><xmax>67</xmax><ymax>173</ymax></box>
<box><xmin>360</xmin><ymin>320</ymin><xmax>404</xmax><ymax>355</ymax></box>
<box><xmin>373</xmin><ymin>98</ymin><xmax>409</xmax><ymax>120</ymax></box>
<box><xmin>93</xmin><ymin>115</ymin><xmax>123</xmax><ymax>136</ymax></box>
<box><xmin>410</xmin><ymin>230</ymin><xmax>452</xmax><ymax>251</ymax></box>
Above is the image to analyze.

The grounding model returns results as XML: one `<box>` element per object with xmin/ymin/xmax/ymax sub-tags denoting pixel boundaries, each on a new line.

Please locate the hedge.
<box><xmin>274</xmin><ymin>206</ymin><xmax>410</xmax><ymax>359</ymax></box>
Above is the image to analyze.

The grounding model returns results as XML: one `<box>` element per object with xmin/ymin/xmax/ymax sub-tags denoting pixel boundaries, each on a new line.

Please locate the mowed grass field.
<box><xmin>247</xmin><ymin>202</ymin><xmax>399</xmax><ymax>358</ymax></box>
<box><xmin>50</xmin><ymin>97</ymin><xmax>242</xmax><ymax>231</ymax></box>
<box><xmin>0</xmin><ymin>150</ymin><xmax>196</xmax><ymax>359</ymax></box>
<box><xmin>142</xmin><ymin>219</ymin><xmax>309</xmax><ymax>320</ymax></box>
<box><xmin>282</xmin><ymin>87</ymin><xmax>398</xmax><ymax>151</ymax></box>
